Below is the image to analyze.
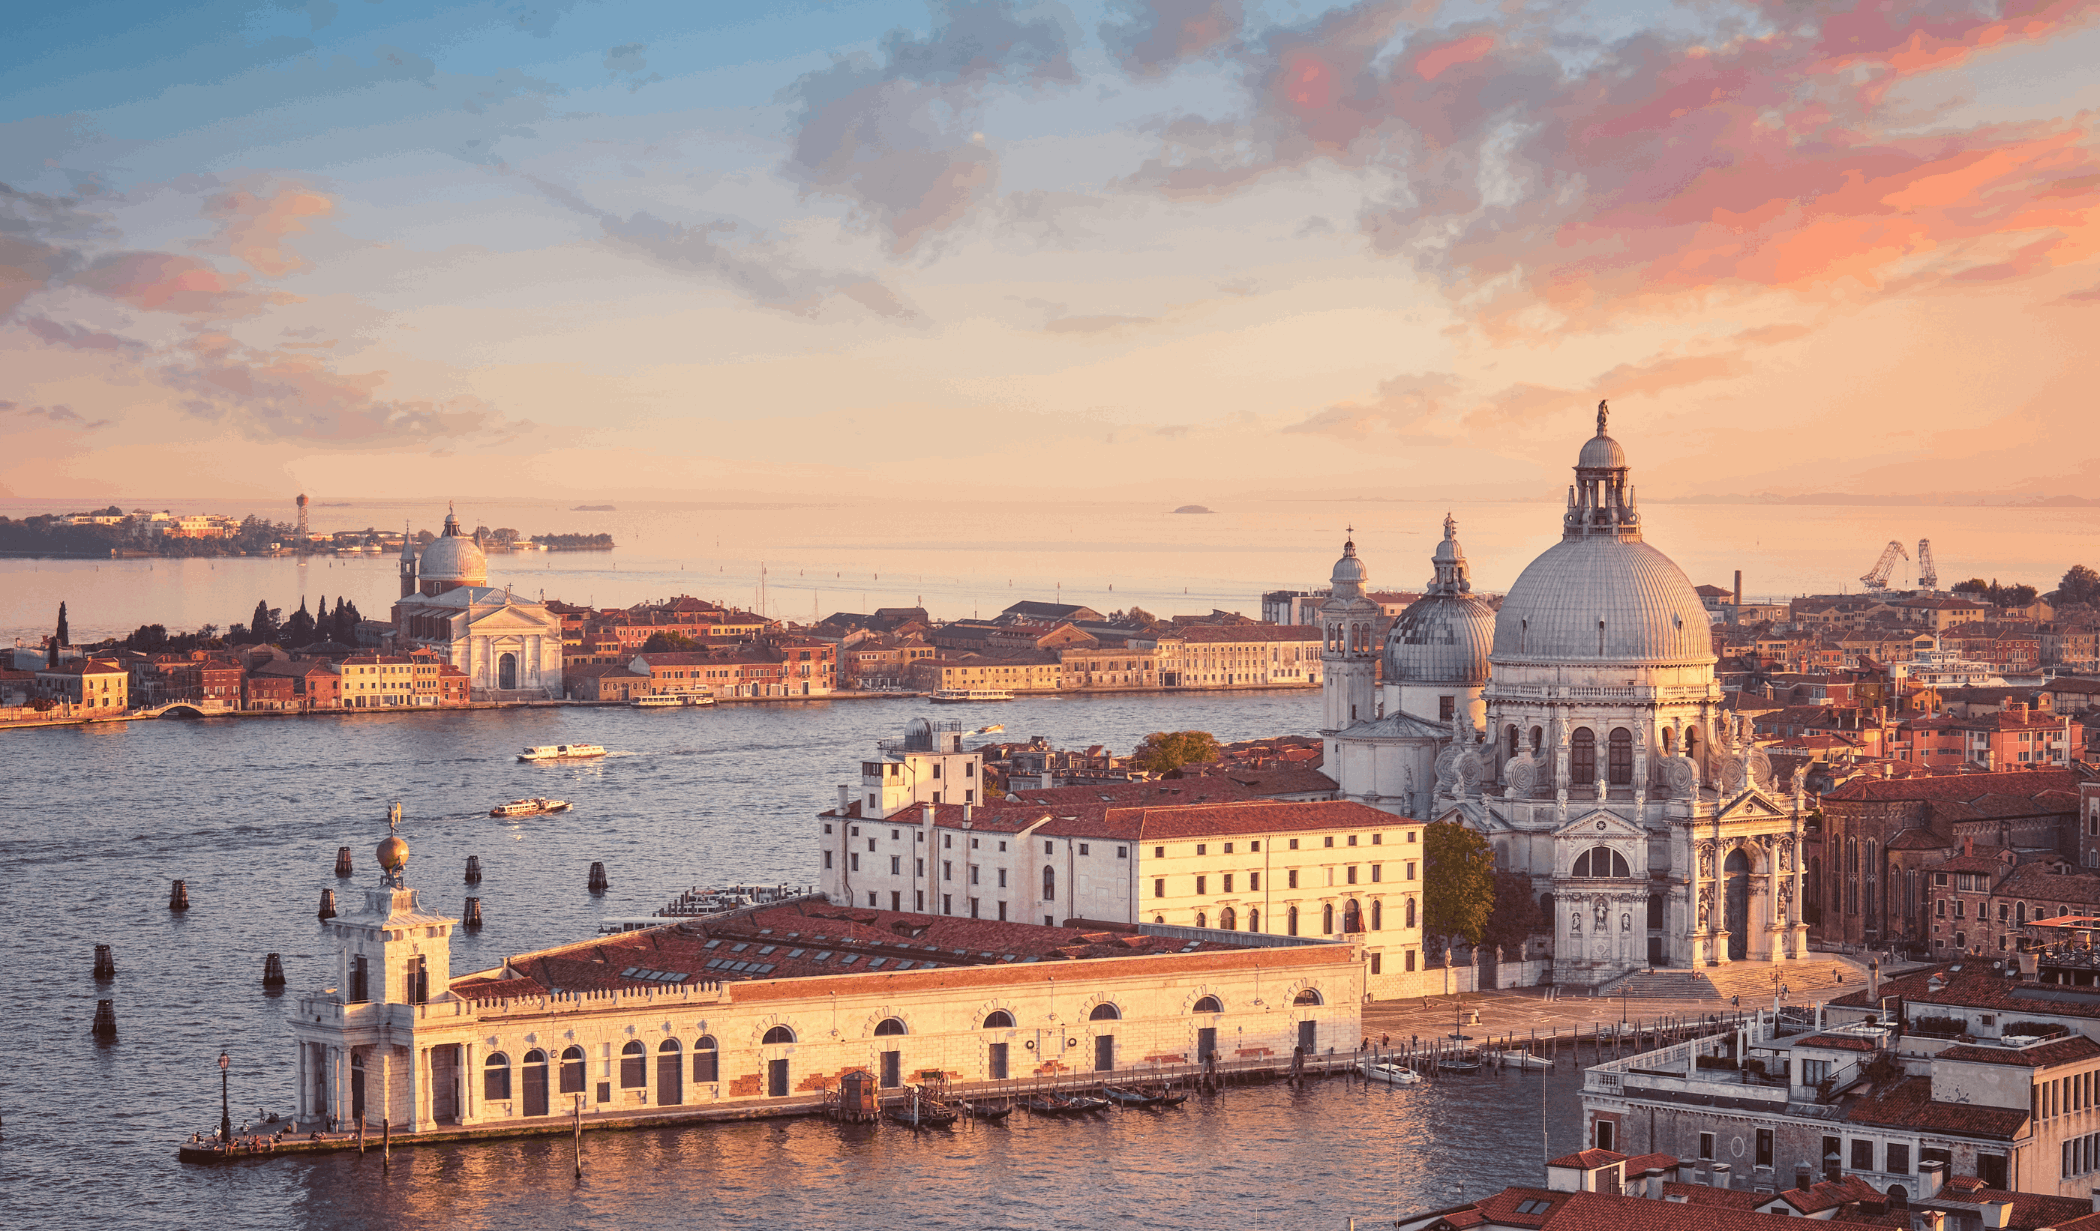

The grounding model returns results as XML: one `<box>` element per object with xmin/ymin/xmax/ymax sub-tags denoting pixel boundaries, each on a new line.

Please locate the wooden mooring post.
<box><xmin>317</xmin><ymin>888</ymin><xmax>337</xmax><ymax>920</ymax></box>
<box><xmin>93</xmin><ymin>944</ymin><xmax>115</xmax><ymax>980</ymax></box>
<box><xmin>335</xmin><ymin>846</ymin><xmax>354</xmax><ymax>878</ymax></box>
<box><xmin>588</xmin><ymin>862</ymin><xmax>609</xmax><ymax>894</ymax></box>
<box><xmin>381</xmin><ymin>1118</ymin><xmax>390</xmax><ymax>1170</ymax></box>
<box><xmin>91</xmin><ymin>999</ymin><xmax>117</xmax><ymax>1041</ymax></box>
<box><xmin>261</xmin><ymin>953</ymin><xmax>286</xmax><ymax>987</ymax></box>
<box><xmin>573</xmin><ymin>1096</ymin><xmax>584</xmax><ymax>1178</ymax></box>
<box><xmin>463</xmin><ymin>897</ymin><xmax>483</xmax><ymax>929</ymax></box>
<box><xmin>168</xmin><ymin>880</ymin><xmax>189</xmax><ymax>911</ymax></box>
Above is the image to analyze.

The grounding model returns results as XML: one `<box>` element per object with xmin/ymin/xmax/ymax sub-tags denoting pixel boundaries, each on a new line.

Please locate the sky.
<box><xmin>3</xmin><ymin>0</ymin><xmax>2098</xmax><ymax>505</ymax></box>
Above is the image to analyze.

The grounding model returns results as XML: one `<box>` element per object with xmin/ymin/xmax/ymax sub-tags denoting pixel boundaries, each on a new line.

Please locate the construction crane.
<box><xmin>1917</xmin><ymin>539</ymin><xmax>1938</xmax><ymax>592</ymax></box>
<box><xmin>1860</xmin><ymin>540</ymin><xmax>1910</xmax><ymax>591</ymax></box>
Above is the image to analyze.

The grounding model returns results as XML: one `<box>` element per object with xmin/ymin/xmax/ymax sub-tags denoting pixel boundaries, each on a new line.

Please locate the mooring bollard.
<box><xmin>588</xmin><ymin>862</ymin><xmax>609</xmax><ymax>893</ymax></box>
<box><xmin>318</xmin><ymin>888</ymin><xmax>337</xmax><ymax>920</ymax></box>
<box><xmin>335</xmin><ymin>846</ymin><xmax>354</xmax><ymax>878</ymax></box>
<box><xmin>465</xmin><ymin>854</ymin><xmax>482</xmax><ymax>884</ymax></box>
<box><xmin>463</xmin><ymin>897</ymin><xmax>483</xmax><ymax>929</ymax></box>
<box><xmin>169</xmin><ymin>879</ymin><xmax>190</xmax><ymax>911</ymax></box>
<box><xmin>262</xmin><ymin>953</ymin><xmax>286</xmax><ymax>987</ymax></box>
<box><xmin>92</xmin><ymin>1000</ymin><xmax>117</xmax><ymax>1041</ymax></box>
<box><xmin>93</xmin><ymin>944</ymin><xmax>115</xmax><ymax>981</ymax></box>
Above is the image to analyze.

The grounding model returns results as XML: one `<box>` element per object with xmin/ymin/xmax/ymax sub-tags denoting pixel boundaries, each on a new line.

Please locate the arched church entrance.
<box><xmin>498</xmin><ymin>652</ymin><xmax>518</xmax><ymax>690</ymax></box>
<box><xmin>1724</xmin><ymin>848</ymin><xmax>1751</xmax><ymax>961</ymax></box>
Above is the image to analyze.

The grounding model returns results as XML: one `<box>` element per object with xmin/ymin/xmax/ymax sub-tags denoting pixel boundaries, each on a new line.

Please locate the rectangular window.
<box><xmin>988</xmin><ymin>1042</ymin><xmax>1008</xmax><ymax>1080</ymax></box>
<box><xmin>850</xmin><ymin>853</ymin><xmax>860</xmax><ymax>872</ymax></box>
<box><xmin>1699</xmin><ymin>1132</ymin><xmax>1715</xmax><ymax>1161</ymax></box>
<box><xmin>1288</xmin><ymin>870</ymin><xmax>1299</xmax><ymax>889</ymax></box>
<box><xmin>1223</xmin><ymin>843</ymin><xmax>1233</xmax><ymax>854</ymax></box>
<box><xmin>1196</xmin><ymin>875</ymin><xmax>1207</xmax><ymax>895</ymax></box>
<box><xmin>1347</xmin><ymin>866</ymin><xmax>1358</xmax><ymax>884</ymax></box>
<box><xmin>1851</xmin><ymin>1140</ymin><xmax>1874</xmax><ymax>1171</ymax></box>
<box><xmin>916</xmin><ymin>858</ymin><xmax>924</xmax><ymax>876</ymax></box>
<box><xmin>915</xmin><ymin>890</ymin><xmax>924</xmax><ymax>911</ymax></box>
<box><xmin>1289</xmin><ymin>839</ymin><xmax>1299</xmax><ymax>850</ymax></box>
<box><xmin>1347</xmin><ymin>834</ymin><xmax>1358</xmax><ymax>847</ymax></box>
<box><xmin>890</xmin><ymin>855</ymin><xmax>900</xmax><ymax>875</ymax></box>
<box><xmin>970</xmin><ymin>897</ymin><xmax>979</xmax><ymax>918</ymax></box>
<box><xmin>1154</xmin><ymin>878</ymin><xmax>1166</xmax><ymax>898</ymax></box>
<box><xmin>1154</xmin><ymin>846</ymin><xmax>1165</xmax><ymax>859</ymax></box>
<box><xmin>1370</xmin><ymin>864</ymin><xmax>1382</xmax><ymax>883</ymax></box>
<box><xmin>1370</xmin><ymin>952</ymin><xmax>1382</xmax><ymax>975</ymax></box>
<box><xmin>1886</xmin><ymin>1143</ymin><xmax>1909</xmax><ymax>1174</ymax></box>
<box><xmin>406</xmin><ymin>955</ymin><xmax>427</xmax><ymax>1005</ymax></box>
<box><xmin>1407</xmin><ymin>861</ymin><xmax>1418</xmax><ymax>880</ymax></box>
<box><xmin>997</xmin><ymin>901</ymin><xmax>1007</xmax><ymax>921</ymax></box>
<box><xmin>1405</xmin><ymin>949</ymin><xmax>1416</xmax><ymax>972</ymax></box>
<box><xmin>1223</xmin><ymin>873</ymin><xmax>1234</xmax><ymax>893</ymax></box>
<box><xmin>1371</xmin><ymin>834</ymin><xmax>1382</xmax><ymax>846</ymax></box>
<box><xmin>350</xmin><ymin>955</ymin><xmax>368</xmax><ymax>1004</ymax></box>
<box><xmin>1196</xmin><ymin>844</ymin><xmax>1207</xmax><ymax>855</ymax></box>
<box><xmin>942</xmin><ymin>894</ymin><xmax>952</xmax><ymax>915</ymax></box>
<box><xmin>1757</xmin><ymin>1129</ymin><xmax>1774</xmax><ymax>1168</ymax></box>
<box><xmin>1250</xmin><ymin>872</ymin><xmax>1260</xmax><ymax>891</ymax></box>
<box><xmin>1045</xmin><ymin>842</ymin><xmax>1054</xmax><ymax>855</ymax></box>
<box><xmin>824</xmin><ymin>850</ymin><xmax>833</xmax><ymax>869</ymax></box>
<box><xmin>1117</xmin><ymin>846</ymin><xmax>1127</xmax><ymax>858</ymax></box>
<box><xmin>1324</xmin><ymin>836</ymin><xmax>1335</xmax><ymax>848</ymax></box>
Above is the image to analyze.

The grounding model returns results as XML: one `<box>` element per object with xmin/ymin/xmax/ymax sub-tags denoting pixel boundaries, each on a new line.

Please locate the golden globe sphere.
<box><xmin>377</xmin><ymin>834</ymin><xmax>410</xmax><ymax>872</ymax></box>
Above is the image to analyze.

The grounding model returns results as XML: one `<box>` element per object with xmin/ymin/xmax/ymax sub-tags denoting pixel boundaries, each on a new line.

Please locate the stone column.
<box><xmin>462</xmin><ymin>1041</ymin><xmax>475</xmax><ymax>1126</ymax></box>
<box><xmin>1685</xmin><ymin>826</ymin><xmax>1704</xmax><ymax>968</ymax></box>
<box><xmin>409</xmin><ymin>1043</ymin><xmax>423</xmax><ymax>1133</ymax></box>
<box><xmin>333</xmin><ymin>1046</ymin><xmax>347</xmax><ymax>1127</ymax></box>
<box><xmin>379</xmin><ymin>1046</ymin><xmax>392</xmax><ymax>1129</ymax></box>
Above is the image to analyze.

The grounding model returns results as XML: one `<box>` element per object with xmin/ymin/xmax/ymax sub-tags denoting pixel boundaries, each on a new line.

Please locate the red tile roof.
<box><xmin>1937</xmin><ymin>1034</ymin><xmax>2100</xmax><ymax>1067</ymax></box>
<box><xmin>1923</xmin><ymin>1182</ymin><xmax>2095</xmax><ymax>1230</ymax></box>
<box><xmin>1844</xmin><ymin>1075</ymin><xmax>2029</xmax><ymax>1138</ymax></box>
<box><xmin>1825</xmin><ymin>769</ymin><xmax>2082</xmax><ymax>803</ymax></box>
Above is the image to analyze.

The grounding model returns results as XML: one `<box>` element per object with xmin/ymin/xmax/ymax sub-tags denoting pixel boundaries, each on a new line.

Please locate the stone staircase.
<box><xmin>1594</xmin><ymin>954</ymin><xmax>1874</xmax><ymax>1004</ymax></box>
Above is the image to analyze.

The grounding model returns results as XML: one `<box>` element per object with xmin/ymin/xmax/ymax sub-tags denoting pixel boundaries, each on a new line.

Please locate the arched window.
<box><xmin>483</xmin><ymin>1052</ymin><xmax>511</xmax><ymax>1101</ymax></box>
<box><xmin>1571</xmin><ymin>728</ymin><xmax>1596</xmax><ymax>782</ymax></box>
<box><xmin>1661</xmin><ymin>726</ymin><xmax>1675</xmax><ymax>755</ymax></box>
<box><xmin>498</xmin><ymin>652</ymin><xmax>518</xmax><ymax>691</ymax></box>
<box><xmin>762</xmin><ymin>1025</ymin><xmax>796</xmax><ymax>1045</ymax></box>
<box><xmin>1192</xmin><ymin>995</ymin><xmax>1222</xmax><ymax>1013</ymax></box>
<box><xmin>1342</xmin><ymin>899</ymin><xmax>1363</xmax><ymax>932</ymax></box>
<box><xmin>560</xmin><ymin>1045</ymin><xmax>586</xmax><ymax>1094</ymax></box>
<box><xmin>982</xmin><ymin>1010</ymin><xmax>1015</xmax><ymax>1029</ymax></box>
<box><xmin>1608</xmin><ymin>728</ymin><xmax>1633</xmax><ymax>785</ymax></box>
<box><xmin>1572</xmin><ymin>846</ymin><xmax>1632</xmax><ymax>878</ymax></box>
<box><xmin>1042</xmin><ymin>867</ymin><xmax>1055</xmax><ymax>901</ymax></box>
<box><xmin>1538</xmin><ymin>892</ymin><xmax>1554</xmax><ymax>920</ymax></box>
<box><xmin>620</xmin><ymin>1040</ymin><xmax>646</xmax><ymax>1088</ymax></box>
<box><xmin>1153</xmin><ymin>915</ymin><xmax>1165</xmax><ymax>924</ymax></box>
<box><xmin>1248</xmin><ymin>907</ymin><xmax>1260</xmax><ymax>932</ymax></box>
<box><xmin>1089</xmin><ymin>1003</ymin><xmax>1122</xmax><ymax>1021</ymax></box>
<box><xmin>1195</xmin><ymin>911</ymin><xmax>1207</xmax><ymax>928</ymax></box>
<box><xmin>693</xmin><ymin>1035</ymin><xmax>719</xmax><ymax>1084</ymax></box>
<box><xmin>1287</xmin><ymin>905</ymin><xmax>1299</xmax><ymax>937</ymax></box>
<box><xmin>1686</xmin><ymin>727</ymin><xmax>1700</xmax><ymax>761</ymax></box>
<box><xmin>1530</xmin><ymin>726</ymin><xmax>1543</xmax><ymax>753</ymax></box>
<box><xmin>874</xmin><ymin>1017</ymin><xmax>906</xmax><ymax>1036</ymax></box>
<box><xmin>2017</xmin><ymin>901</ymin><xmax>2028</xmax><ymax>924</ymax></box>
<box><xmin>1321</xmin><ymin>902</ymin><xmax>1335</xmax><ymax>934</ymax></box>
<box><xmin>1293</xmin><ymin>988</ymin><xmax>1324</xmax><ymax>1006</ymax></box>
<box><xmin>1506</xmin><ymin>725</ymin><xmax>1519</xmax><ymax>759</ymax></box>
<box><xmin>657</xmin><ymin>1039</ymin><xmax>684</xmax><ymax>1106</ymax></box>
<box><xmin>1220</xmin><ymin>906</ymin><xmax>1237</xmax><ymax>930</ymax></box>
<box><xmin>522</xmin><ymin>1049</ymin><xmax>549</xmax><ymax>1116</ymax></box>
<box><xmin>1405</xmin><ymin>897</ymin><xmax>1416</xmax><ymax>928</ymax></box>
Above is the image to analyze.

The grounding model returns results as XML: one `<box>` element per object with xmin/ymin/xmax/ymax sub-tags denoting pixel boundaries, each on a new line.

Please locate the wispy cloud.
<box><xmin>0</xmin><ymin>399</ymin><xmax>111</xmax><ymax>429</ymax></box>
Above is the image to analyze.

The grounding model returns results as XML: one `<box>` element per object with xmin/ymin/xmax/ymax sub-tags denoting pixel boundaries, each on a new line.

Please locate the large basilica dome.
<box><xmin>418</xmin><ymin>507</ymin><xmax>488</xmax><ymax>591</ymax></box>
<box><xmin>1489</xmin><ymin>413</ymin><xmax>1712</xmax><ymax>669</ymax></box>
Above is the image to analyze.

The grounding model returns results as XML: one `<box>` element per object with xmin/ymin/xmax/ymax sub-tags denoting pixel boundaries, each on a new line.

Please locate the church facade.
<box><xmin>390</xmin><ymin>507</ymin><xmax>563</xmax><ymax>700</ymax></box>
<box><xmin>1321</xmin><ymin>412</ymin><xmax>1810</xmax><ymax>987</ymax></box>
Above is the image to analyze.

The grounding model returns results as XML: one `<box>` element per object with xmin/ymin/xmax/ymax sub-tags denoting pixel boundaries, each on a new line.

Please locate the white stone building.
<box><xmin>286</xmin><ymin>832</ymin><xmax>1360</xmax><ymax>1133</ymax></box>
<box><xmin>390</xmin><ymin>507</ymin><xmax>562</xmax><ymax>699</ymax></box>
<box><xmin>1323</xmin><ymin>411</ymin><xmax>1811</xmax><ymax>986</ymax></box>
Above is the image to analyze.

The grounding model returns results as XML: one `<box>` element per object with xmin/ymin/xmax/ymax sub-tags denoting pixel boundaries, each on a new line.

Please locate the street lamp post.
<box><xmin>219</xmin><ymin>1050</ymin><xmax>232</xmax><ymax>1143</ymax></box>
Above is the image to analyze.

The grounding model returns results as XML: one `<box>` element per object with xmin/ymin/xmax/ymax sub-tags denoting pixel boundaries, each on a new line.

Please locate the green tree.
<box><xmin>2061</xmin><ymin>565</ymin><xmax>2100</xmax><ymax>607</ymax></box>
<box><xmin>1952</xmin><ymin>578</ymin><xmax>1990</xmax><ymax>596</ymax></box>
<box><xmin>284</xmin><ymin>597</ymin><xmax>316</xmax><ymax>646</ymax></box>
<box><xmin>56</xmin><ymin>601</ymin><xmax>69</xmax><ymax>647</ymax></box>
<box><xmin>1423</xmin><ymin>820</ymin><xmax>1496</xmax><ymax>947</ymax></box>
<box><xmin>1999</xmin><ymin>583</ymin><xmax>2038</xmax><ymax>608</ymax></box>
<box><xmin>1481</xmin><ymin>870</ymin><xmax>1545</xmax><ymax>953</ymax></box>
<box><xmin>250</xmin><ymin>599</ymin><xmax>278</xmax><ymax>643</ymax></box>
<box><xmin>641</xmin><ymin>631</ymin><xmax>701</xmax><ymax>653</ymax></box>
<box><xmin>1131</xmin><ymin>730</ymin><xmax>1220</xmax><ymax>773</ymax></box>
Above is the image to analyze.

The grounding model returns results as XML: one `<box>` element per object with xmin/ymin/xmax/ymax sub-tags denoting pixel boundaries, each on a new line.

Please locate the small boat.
<box><xmin>929</xmin><ymin>689</ymin><xmax>1014</xmax><ymax>703</ymax></box>
<box><xmin>1064</xmin><ymin>1095</ymin><xmax>1110</xmax><ymax>1114</ymax></box>
<box><xmin>960</xmin><ymin>1100</ymin><xmax>1014</xmax><ymax>1121</ymax></box>
<box><xmin>888</xmin><ymin>1087</ymin><xmax>959</xmax><ymax>1128</ymax></box>
<box><xmin>1437</xmin><ymin>1055</ymin><xmax>1483</xmax><ymax>1076</ymax></box>
<box><xmin>1022</xmin><ymin>1094</ymin><xmax>1085</xmax><ymax>1116</ymax></box>
<box><xmin>491</xmin><ymin>797</ymin><xmax>571</xmax><ymax>817</ymax></box>
<box><xmin>1491</xmin><ymin>1051</ymin><xmax>1554</xmax><ymax>1072</ymax></box>
<box><xmin>632</xmin><ymin>692</ymin><xmax>715</xmax><ymax>708</ymax></box>
<box><xmin>1102</xmin><ymin>1085</ymin><xmax>1160</xmax><ymax>1107</ymax></box>
<box><xmin>1359</xmin><ymin>1059</ymin><xmax>1421</xmax><ymax>1085</ymax></box>
<box><xmin>518</xmin><ymin>743</ymin><xmax>607</xmax><ymax>762</ymax></box>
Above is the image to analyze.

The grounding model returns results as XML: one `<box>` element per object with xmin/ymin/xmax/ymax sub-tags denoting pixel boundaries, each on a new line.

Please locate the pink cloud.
<box><xmin>72</xmin><ymin>252</ymin><xmax>287</xmax><ymax>316</ymax></box>
<box><xmin>1414</xmin><ymin>34</ymin><xmax>1493</xmax><ymax>82</ymax></box>
<box><xmin>200</xmin><ymin>180</ymin><xmax>333</xmax><ymax>277</ymax></box>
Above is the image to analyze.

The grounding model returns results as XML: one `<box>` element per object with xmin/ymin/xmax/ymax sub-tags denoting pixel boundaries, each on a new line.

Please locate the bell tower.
<box><xmin>1320</xmin><ymin>531</ymin><xmax>1380</xmax><ymax>761</ymax></box>
<box><xmin>398</xmin><ymin>522</ymin><xmax>418</xmax><ymax>600</ymax></box>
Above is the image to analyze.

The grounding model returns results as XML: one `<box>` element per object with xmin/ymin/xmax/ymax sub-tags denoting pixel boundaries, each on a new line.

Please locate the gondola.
<box><xmin>960</xmin><ymin>1100</ymin><xmax>1015</xmax><ymax>1121</ymax></box>
<box><xmin>1102</xmin><ymin>1085</ymin><xmax>1161</xmax><ymax>1107</ymax></box>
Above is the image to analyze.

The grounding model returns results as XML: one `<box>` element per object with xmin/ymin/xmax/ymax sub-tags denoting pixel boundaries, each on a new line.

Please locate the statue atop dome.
<box><xmin>1597</xmin><ymin>398</ymin><xmax>1608</xmax><ymax>435</ymax></box>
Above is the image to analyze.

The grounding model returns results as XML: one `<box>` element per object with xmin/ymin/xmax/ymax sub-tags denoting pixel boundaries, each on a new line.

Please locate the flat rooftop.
<box><xmin>451</xmin><ymin>902</ymin><xmax>1272</xmax><ymax>999</ymax></box>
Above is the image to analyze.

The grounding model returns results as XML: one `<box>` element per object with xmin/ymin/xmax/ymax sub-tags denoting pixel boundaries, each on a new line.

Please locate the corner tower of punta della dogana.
<box><xmin>1321</xmin><ymin>405</ymin><xmax>1810</xmax><ymax>987</ymax></box>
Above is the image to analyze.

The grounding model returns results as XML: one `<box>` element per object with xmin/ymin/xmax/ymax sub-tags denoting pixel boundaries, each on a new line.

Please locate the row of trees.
<box><xmin>1947</xmin><ymin>565</ymin><xmax>2100</xmax><ymax>609</ymax></box>
<box><xmin>227</xmin><ymin>596</ymin><xmax>365</xmax><ymax>647</ymax></box>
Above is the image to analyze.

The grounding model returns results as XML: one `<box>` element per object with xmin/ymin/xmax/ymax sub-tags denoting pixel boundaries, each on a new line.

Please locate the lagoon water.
<box><xmin>0</xmin><ymin>690</ymin><xmax>1601</xmax><ymax>1230</ymax></box>
<box><xmin>5</xmin><ymin>496</ymin><xmax>2097</xmax><ymax>646</ymax></box>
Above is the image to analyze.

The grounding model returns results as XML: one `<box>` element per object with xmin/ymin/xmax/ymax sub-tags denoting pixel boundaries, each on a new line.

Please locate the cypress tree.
<box><xmin>56</xmin><ymin>601</ymin><xmax>69</xmax><ymax>647</ymax></box>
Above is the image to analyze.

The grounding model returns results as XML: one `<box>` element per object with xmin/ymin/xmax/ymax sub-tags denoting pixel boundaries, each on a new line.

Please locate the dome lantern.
<box><xmin>1383</xmin><ymin>514</ymin><xmax>1495</xmax><ymax>687</ymax></box>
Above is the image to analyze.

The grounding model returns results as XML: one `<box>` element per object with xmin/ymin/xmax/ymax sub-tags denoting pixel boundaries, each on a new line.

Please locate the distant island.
<box><xmin>1172</xmin><ymin>505</ymin><xmax>1215</xmax><ymax>514</ymax></box>
<box><xmin>572</xmin><ymin>504</ymin><xmax>616</xmax><ymax>511</ymax></box>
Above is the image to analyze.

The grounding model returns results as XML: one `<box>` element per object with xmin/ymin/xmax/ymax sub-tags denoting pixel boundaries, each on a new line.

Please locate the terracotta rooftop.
<box><xmin>1844</xmin><ymin>1075</ymin><xmax>2029</xmax><ymax>1139</ymax></box>
<box><xmin>1824</xmin><ymin>769</ymin><xmax>2082</xmax><ymax>803</ymax></box>
<box><xmin>1439</xmin><ymin>1186</ymin><xmax>1899</xmax><ymax>1231</ymax></box>
<box><xmin>1936</xmin><ymin>1034</ymin><xmax>2100</xmax><ymax>1067</ymax></box>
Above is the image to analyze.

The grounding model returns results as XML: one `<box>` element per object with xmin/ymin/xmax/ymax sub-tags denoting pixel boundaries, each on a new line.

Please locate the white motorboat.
<box><xmin>518</xmin><ymin>743</ymin><xmax>608</xmax><ymax>762</ymax></box>
<box><xmin>1491</xmin><ymin>1051</ymin><xmax>1554</xmax><ymax>1071</ymax></box>
<box><xmin>632</xmin><ymin>692</ymin><xmax>715</xmax><ymax>708</ymax></box>
<box><xmin>929</xmin><ymin>689</ymin><xmax>1015</xmax><ymax>703</ymax></box>
<box><xmin>1359</xmin><ymin>1059</ymin><xmax>1421</xmax><ymax>1085</ymax></box>
<box><xmin>491</xmin><ymin>797</ymin><xmax>571</xmax><ymax>817</ymax></box>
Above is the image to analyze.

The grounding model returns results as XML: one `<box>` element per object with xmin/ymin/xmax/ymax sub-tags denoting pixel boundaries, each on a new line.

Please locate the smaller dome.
<box><xmin>418</xmin><ymin>535</ymin><xmax>487</xmax><ymax>585</ymax></box>
<box><xmin>1578</xmin><ymin>433</ymin><xmax>1627</xmax><ymax>470</ymax></box>
<box><xmin>377</xmin><ymin>834</ymin><xmax>410</xmax><ymax>872</ymax></box>
<box><xmin>1329</xmin><ymin>538</ymin><xmax>1367</xmax><ymax>599</ymax></box>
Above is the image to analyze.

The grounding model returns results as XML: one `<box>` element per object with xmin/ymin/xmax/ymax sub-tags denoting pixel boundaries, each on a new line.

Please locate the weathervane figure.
<box><xmin>388</xmin><ymin>801</ymin><xmax>402</xmax><ymax>832</ymax></box>
<box><xmin>1597</xmin><ymin>399</ymin><xmax>1609</xmax><ymax>434</ymax></box>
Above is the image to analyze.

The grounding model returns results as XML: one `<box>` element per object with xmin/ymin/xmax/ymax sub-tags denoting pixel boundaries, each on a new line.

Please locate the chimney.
<box><xmin>1794</xmin><ymin>1165</ymin><xmax>1813</xmax><ymax>1193</ymax></box>
<box><xmin>1922</xmin><ymin>1212</ymin><xmax>1947</xmax><ymax>1231</ymax></box>
<box><xmin>1917</xmin><ymin>1160</ymin><xmax>1947</xmax><ymax>1195</ymax></box>
<box><xmin>1646</xmin><ymin>1168</ymin><xmax>1665</xmax><ymax>1200</ymax></box>
<box><xmin>2089</xmin><ymin>1187</ymin><xmax>2100</xmax><ymax>1214</ymax></box>
<box><xmin>837</xmin><ymin>784</ymin><xmax>850</xmax><ymax>813</ymax></box>
<box><xmin>1735</xmin><ymin>570</ymin><xmax>1743</xmax><ymax>607</ymax></box>
<box><xmin>1712</xmin><ymin>1163</ymin><xmax>1732</xmax><ymax>1190</ymax></box>
<box><xmin>1964</xmin><ymin>836</ymin><xmax>1974</xmax><ymax>857</ymax></box>
<box><xmin>962</xmin><ymin>803</ymin><xmax>973</xmax><ymax>825</ymax></box>
<box><xmin>1982</xmin><ymin>1202</ymin><xmax>2014</xmax><ymax>1229</ymax></box>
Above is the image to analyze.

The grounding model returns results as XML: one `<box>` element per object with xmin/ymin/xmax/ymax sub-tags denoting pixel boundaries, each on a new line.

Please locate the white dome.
<box><xmin>1384</xmin><ymin>514</ymin><xmax>1494</xmax><ymax>685</ymax></box>
<box><xmin>1329</xmin><ymin>538</ymin><xmax>1368</xmax><ymax>599</ymax></box>
<box><xmin>419</xmin><ymin>529</ymin><xmax>486</xmax><ymax>585</ymax></box>
<box><xmin>1490</xmin><ymin>536</ymin><xmax>1712</xmax><ymax>666</ymax></box>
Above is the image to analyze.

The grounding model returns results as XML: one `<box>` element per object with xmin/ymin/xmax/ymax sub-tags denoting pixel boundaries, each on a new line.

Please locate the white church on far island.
<box><xmin>1318</xmin><ymin>408</ymin><xmax>1810</xmax><ymax>987</ymax></box>
<box><xmin>389</xmin><ymin>507</ymin><xmax>563</xmax><ymax>700</ymax></box>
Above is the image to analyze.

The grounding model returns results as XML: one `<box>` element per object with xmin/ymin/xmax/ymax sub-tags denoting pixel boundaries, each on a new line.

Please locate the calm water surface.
<box><xmin>0</xmin><ymin>691</ymin><xmax>1584</xmax><ymax>1229</ymax></box>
